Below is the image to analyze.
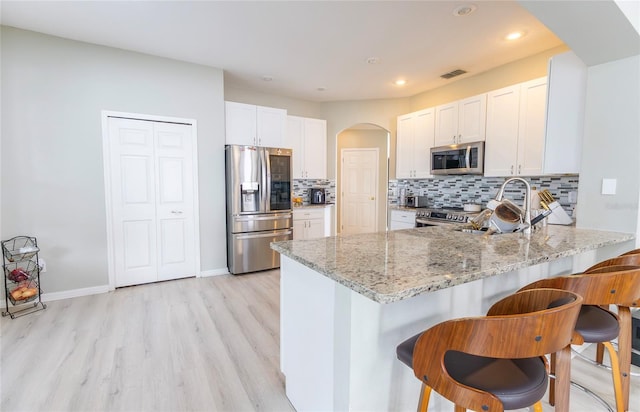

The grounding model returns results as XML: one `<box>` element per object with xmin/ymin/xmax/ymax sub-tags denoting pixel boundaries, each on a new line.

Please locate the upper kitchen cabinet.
<box><xmin>543</xmin><ymin>51</ymin><xmax>587</xmax><ymax>174</ymax></box>
<box><xmin>396</xmin><ymin>108</ymin><xmax>435</xmax><ymax>179</ymax></box>
<box><xmin>434</xmin><ymin>93</ymin><xmax>487</xmax><ymax>146</ymax></box>
<box><xmin>485</xmin><ymin>77</ymin><xmax>547</xmax><ymax>177</ymax></box>
<box><xmin>225</xmin><ymin>101</ymin><xmax>287</xmax><ymax>147</ymax></box>
<box><xmin>484</xmin><ymin>51</ymin><xmax>587</xmax><ymax>177</ymax></box>
<box><xmin>285</xmin><ymin>115</ymin><xmax>327</xmax><ymax>179</ymax></box>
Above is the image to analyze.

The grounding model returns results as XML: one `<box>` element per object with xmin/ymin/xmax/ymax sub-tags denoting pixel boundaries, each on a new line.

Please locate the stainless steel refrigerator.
<box><xmin>225</xmin><ymin>145</ymin><xmax>293</xmax><ymax>274</ymax></box>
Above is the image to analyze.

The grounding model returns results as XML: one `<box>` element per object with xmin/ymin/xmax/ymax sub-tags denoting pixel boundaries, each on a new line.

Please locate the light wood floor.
<box><xmin>1</xmin><ymin>270</ymin><xmax>638</xmax><ymax>412</ymax></box>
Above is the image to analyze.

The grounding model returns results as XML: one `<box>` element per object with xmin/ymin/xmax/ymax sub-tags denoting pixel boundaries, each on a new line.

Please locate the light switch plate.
<box><xmin>602</xmin><ymin>178</ymin><xmax>617</xmax><ymax>195</ymax></box>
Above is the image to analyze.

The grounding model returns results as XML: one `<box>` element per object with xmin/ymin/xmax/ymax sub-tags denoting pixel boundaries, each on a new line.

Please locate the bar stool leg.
<box><xmin>417</xmin><ymin>383</ymin><xmax>431</xmax><ymax>412</ymax></box>
<box><xmin>596</xmin><ymin>343</ymin><xmax>605</xmax><ymax>364</ymax></box>
<box><xmin>602</xmin><ymin>341</ymin><xmax>624</xmax><ymax>412</ymax></box>
<box><xmin>549</xmin><ymin>352</ymin><xmax>557</xmax><ymax>406</ymax></box>
<box><xmin>532</xmin><ymin>401</ymin><xmax>543</xmax><ymax>412</ymax></box>
<box><xmin>454</xmin><ymin>406</ymin><xmax>465</xmax><ymax>412</ymax></box>
<box><xmin>554</xmin><ymin>345</ymin><xmax>572</xmax><ymax>412</ymax></box>
<box><xmin>617</xmin><ymin>307</ymin><xmax>632</xmax><ymax>411</ymax></box>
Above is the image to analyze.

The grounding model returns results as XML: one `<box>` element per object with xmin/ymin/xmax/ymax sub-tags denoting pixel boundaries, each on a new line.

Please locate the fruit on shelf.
<box><xmin>8</xmin><ymin>268</ymin><xmax>30</xmax><ymax>282</ymax></box>
<box><xmin>9</xmin><ymin>282</ymin><xmax>38</xmax><ymax>301</ymax></box>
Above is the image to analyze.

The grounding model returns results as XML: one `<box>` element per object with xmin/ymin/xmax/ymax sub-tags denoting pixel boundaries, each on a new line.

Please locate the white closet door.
<box><xmin>154</xmin><ymin>122</ymin><xmax>196</xmax><ymax>281</ymax></box>
<box><xmin>109</xmin><ymin>118</ymin><xmax>158</xmax><ymax>286</ymax></box>
<box><xmin>108</xmin><ymin>117</ymin><xmax>196</xmax><ymax>287</ymax></box>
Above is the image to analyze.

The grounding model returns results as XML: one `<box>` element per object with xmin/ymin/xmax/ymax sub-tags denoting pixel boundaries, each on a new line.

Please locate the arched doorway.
<box><xmin>336</xmin><ymin>123</ymin><xmax>390</xmax><ymax>234</ymax></box>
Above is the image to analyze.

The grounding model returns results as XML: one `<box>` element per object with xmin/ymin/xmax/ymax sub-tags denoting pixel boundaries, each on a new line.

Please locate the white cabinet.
<box><xmin>543</xmin><ymin>51</ymin><xmax>587</xmax><ymax>174</ymax></box>
<box><xmin>389</xmin><ymin>209</ymin><xmax>416</xmax><ymax>231</ymax></box>
<box><xmin>293</xmin><ymin>207</ymin><xmax>332</xmax><ymax>240</ymax></box>
<box><xmin>225</xmin><ymin>101</ymin><xmax>287</xmax><ymax>147</ymax></box>
<box><xmin>434</xmin><ymin>93</ymin><xmax>487</xmax><ymax>146</ymax></box>
<box><xmin>484</xmin><ymin>77</ymin><xmax>548</xmax><ymax>177</ymax></box>
<box><xmin>285</xmin><ymin>116</ymin><xmax>327</xmax><ymax>179</ymax></box>
<box><xmin>396</xmin><ymin>108</ymin><xmax>434</xmax><ymax>179</ymax></box>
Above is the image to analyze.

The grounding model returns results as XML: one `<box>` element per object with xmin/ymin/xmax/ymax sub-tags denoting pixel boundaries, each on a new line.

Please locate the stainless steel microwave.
<box><xmin>430</xmin><ymin>141</ymin><xmax>484</xmax><ymax>175</ymax></box>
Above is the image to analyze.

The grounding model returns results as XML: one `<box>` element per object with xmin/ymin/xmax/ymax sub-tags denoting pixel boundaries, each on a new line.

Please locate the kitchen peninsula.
<box><xmin>271</xmin><ymin>226</ymin><xmax>634</xmax><ymax>412</ymax></box>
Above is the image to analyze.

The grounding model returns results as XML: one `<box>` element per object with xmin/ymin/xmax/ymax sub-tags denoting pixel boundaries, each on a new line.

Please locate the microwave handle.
<box><xmin>465</xmin><ymin>145</ymin><xmax>471</xmax><ymax>169</ymax></box>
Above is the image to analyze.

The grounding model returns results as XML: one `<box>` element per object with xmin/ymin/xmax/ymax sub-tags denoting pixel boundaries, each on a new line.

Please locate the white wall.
<box><xmin>1</xmin><ymin>27</ymin><xmax>227</xmax><ymax>294</ymax></box>
<box><xmin>576</xmin><ymin>55</ymin><xmax>640</xmax><ymax>237</ymax></box>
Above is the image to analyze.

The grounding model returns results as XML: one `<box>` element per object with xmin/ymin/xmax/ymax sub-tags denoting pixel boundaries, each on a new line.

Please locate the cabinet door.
<box><xmin>306</xmin><ymin>218</ymin><xmax>326</xmax><ymax>239</ymax></box>
<box><xmin>389</xmin><ymin>210</ymin><xmax>416</xmax><ymax>230</ymax></box>
<box><xmin>292</xmin><ymin>218</ymin><xmax>306</xmax><ymax>240</ymax></box>
<box><xmin>257</xmin><ymin>106</ymin><xmax>286</xmax><ymax>147</ymax></box>
<box><xmin>434</xmin><ymin>102</ymin><xmax>458</xmax><ymax>146</ymax></box>
<box><xmin>413</xmin><ymin>108</ymin><xmax>435</xmax><ymax>178</ymax></box>
<box><xmin>225</xmin><ymin>101</ymin><xmax>257</xmax><ymax>145</ymax></box>
<box><xmin>544</xmin><ymin>51</ymin><xmax>586</xmax><ymax>174</ymax></box>
<box><xmin>286</xmin><ymin>116</ymin><xmax>306</xmax><ymax>178</ymax></box>
<box><xmin>517</xmin><ymin>77</ymin><xmax>547</xmax><ymax>176</ymax></box>
<box><xmin>396</xmin><ymin>113</ymin><xmax>415</xmax><ymax>178</ymax></box>
<box><xmin>458</xmin><ymin>94</ymin><xmax>487</xmax><ymax>143</ymax></box>
<box><xmin>303</xmin><ymin>118</ymin><xmax>327</xmax><ymax>179</ymax></box>
<box><xmin>484</xmin><ymin>85</ymin><xmax>520</xmax><ymax>177</ymax></box>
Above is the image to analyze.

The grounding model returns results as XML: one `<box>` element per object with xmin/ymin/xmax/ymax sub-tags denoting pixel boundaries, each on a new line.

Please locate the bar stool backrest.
<box><xmin>520</xmin><ymin>268</ymin><xmax>640</xmax><ymax>307</ymax></box>
<box><xmin>587</xmin><ymin>254</ymin><xmax>640</xmax><ymax>271</ymax></box>
<box><xmin>411</xmin><ymin>289</ymin><xmax>582</xmax><ymax>412</ymax></box>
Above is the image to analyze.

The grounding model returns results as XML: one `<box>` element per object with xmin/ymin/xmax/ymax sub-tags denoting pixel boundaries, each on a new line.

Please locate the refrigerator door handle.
<box><xmin>264</xmin><ymin>147</ymin><xmax>272</xmax><ymax>212</ymax></box>
<box><xmin>234</xmin><ymin>214</ymin><xmax>292</xmax><ymax>222</ymax></box>
<box><xmin>234</xmin><ymin>230</ymin><xmax>293</xmax><ymax>240</ymax></box>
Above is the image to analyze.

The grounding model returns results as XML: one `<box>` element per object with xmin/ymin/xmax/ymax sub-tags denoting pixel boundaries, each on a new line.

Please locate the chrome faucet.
<box><xmin>495</xmin><ymin>177</ymin><xmax>532</xmax><ymax>234</ymax></box>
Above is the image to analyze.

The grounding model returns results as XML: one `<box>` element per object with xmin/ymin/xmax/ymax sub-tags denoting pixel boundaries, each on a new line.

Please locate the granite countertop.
<box><xmin>271</xmin><ymin>226</ymin><xmax>634</xmax><ymax>304</ymax></box>
<box><xmin>293</xmin><ymin>203</ymin><xmax>335</xmax><ymax>209</ymax></box>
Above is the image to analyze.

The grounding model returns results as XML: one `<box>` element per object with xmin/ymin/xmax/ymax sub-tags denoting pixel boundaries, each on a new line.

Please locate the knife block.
<box><xmin>546</xmin><ymin>201</ymin><xmax>574</xmax><ymax>225</ymax></box>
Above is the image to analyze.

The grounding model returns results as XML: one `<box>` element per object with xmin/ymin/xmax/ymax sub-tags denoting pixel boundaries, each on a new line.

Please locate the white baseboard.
<box><xmin>1</xmin><ymin>284</ymin><xmax>110</xmax><ymax>309</ymax></box>
<box><xmin>42</xmin><ymin>284</ymin><xmax>111</xmax><ymax>302</ymax></box>
<box><xmin>199</xmin><ymin>268</ymin><xmax>229</xmax><ymax>277</ymax></box>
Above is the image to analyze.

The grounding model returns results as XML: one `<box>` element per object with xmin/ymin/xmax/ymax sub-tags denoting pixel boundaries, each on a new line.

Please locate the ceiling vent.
<box><xmin>440</xmin><ymin>69</ymin><xmax>467</xmax><ymax>79</ymax></box>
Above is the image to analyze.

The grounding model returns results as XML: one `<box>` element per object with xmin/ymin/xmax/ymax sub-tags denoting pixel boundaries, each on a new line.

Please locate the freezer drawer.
<box><xmin>230</xmin><ymin>213</ymin><xmax>292</xmax><ymax>233</ymax></box>
<box><xmin>228</xmin><ymin>229</ymin><xmax>293</xmax><ymax>274</ymax></box>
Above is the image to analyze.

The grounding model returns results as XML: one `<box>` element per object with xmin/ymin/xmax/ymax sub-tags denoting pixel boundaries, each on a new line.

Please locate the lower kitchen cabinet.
<box><xmin>389</xmin><ymin>209</ymin><xmax>416</xmax><ymax>231</ymax></box>
<box><xmin>293</xmin><ymin>206</ymin><xmax>333</xmax><ymax>240</ymax></box>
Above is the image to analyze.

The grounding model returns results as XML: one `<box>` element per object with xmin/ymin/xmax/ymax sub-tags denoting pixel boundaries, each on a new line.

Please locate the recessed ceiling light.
<box><xmin>366</xmin><ymin>57</ymin><xmax>380</xmax><ymax>65</ymax></box>
<box><xmin>262</xmin><ymin>75</ymin><xmax>273</xmax><ymax>81</ymax></box>
<box><xmin>505</xmin><ymin>31</ymin><xmax>525</xmax><ymax>41</ymax></box>
<box><xmin>452</xmin><ymin>4</ymin><xmax>477</xmax><ymax>17</ymax></box>
<box><xmin>317</xmin><ymin>86</ymin><xmax>327</xmax><ymax>92</ymax></box>
<box><xmin>395</xmin><ymin>79</ymin><xmax>407</xmax><ymax>86</ymax></box>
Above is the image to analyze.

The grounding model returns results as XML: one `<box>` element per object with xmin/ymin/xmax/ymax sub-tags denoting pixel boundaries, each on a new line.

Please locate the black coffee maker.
<box><xmin>310</xmin><ymin>188</ymin><xmax>326</xmax><ymax>204</ymax></box>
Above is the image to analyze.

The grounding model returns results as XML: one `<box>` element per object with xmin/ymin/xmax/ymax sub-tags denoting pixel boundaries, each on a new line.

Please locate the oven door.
<box><xmin>415</xmin><ymin>217</ymin><xmax>456</xmax><ymax>228</ymax></box>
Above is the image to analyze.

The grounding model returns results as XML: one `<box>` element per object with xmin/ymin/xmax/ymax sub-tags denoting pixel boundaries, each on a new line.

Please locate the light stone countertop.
<box><xmin>271</xmin><ymin>225</ymin><xmax>634</xmax><ymax>304</ymax></box>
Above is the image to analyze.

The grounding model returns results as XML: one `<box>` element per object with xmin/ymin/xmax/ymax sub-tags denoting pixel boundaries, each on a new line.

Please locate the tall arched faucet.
<box><xmin>494</xmin><ymin>177</ymin><xmax>532</xmax><ymax>234</ymax></box>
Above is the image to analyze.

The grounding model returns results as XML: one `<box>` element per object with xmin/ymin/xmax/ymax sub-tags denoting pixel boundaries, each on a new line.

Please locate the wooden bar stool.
<box><xmin>519</xmin><ymin>266</ymin><xmax>640</xmax><ymax>412</ymax></box>
<box><xmin>396</xmin><ymin>289</ymin><xmax>583</xmax><ymax>412</ymax></box>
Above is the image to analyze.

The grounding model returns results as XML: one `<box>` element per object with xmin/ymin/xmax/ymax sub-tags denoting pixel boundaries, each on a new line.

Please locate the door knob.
<box><xmin>370</xmin><ymin>197</ymin><xmax>375</xmax><ymax>200</ymax></box>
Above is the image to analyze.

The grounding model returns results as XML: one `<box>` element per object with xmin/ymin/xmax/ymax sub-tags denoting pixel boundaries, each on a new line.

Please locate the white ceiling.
<box><xmin>0</xmin><ymin>1</ymin><xmax>565</xmax><ymax>102</ymax></box>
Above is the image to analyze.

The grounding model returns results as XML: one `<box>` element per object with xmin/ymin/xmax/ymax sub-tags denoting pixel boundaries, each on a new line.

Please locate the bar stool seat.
<box><xmin>576</xmin><ymin>305</ymin><xmax>619</xmax><ymax>342</ymax></box>
<box><xmin>396</xmin><ymin>289</ymin><xmax>583</xmax><ymax>412</ymax></box>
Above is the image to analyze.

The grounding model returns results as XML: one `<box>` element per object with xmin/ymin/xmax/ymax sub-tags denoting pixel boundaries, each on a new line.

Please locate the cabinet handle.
<box><xmin>453</xmin><ymin>135</ymin><xmax>456</xmax><ymax>143</ymax></box>
<box><xmin>171</xmin><ymin>210</ymin><xmax>183</xmax><ymax>214</ymax></box>
<box><xmin>518</xmin><ymin>164</ymin><xmax>522</xmax><ymax>174</ymax></box>
<box><xmin>458</xmin><ymin>134</ymin><xmax>462</xmax><ymax>143</ymax></box>
<box><xmin>510</xmin><ymin>165</ymin><xmax>514</xmax><ymax>175</ymax></box>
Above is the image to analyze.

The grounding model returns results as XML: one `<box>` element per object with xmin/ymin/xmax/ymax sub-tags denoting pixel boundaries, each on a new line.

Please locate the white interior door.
<box><xmin>107</xmin><ymin>116</ymin><xmax>197</xmax><ymax>287</ymax></box>
<box><xmin>341</xmin><ymin>148</ymin><xmax>379</xmax><ymax>235</ymax></box>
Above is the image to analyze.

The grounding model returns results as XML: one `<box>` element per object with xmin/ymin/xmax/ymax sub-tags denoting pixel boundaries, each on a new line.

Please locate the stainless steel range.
<box><xmin>415</xmin><ymin>208</ymin><xmax>480</xmax><ymax>227</ymax></box>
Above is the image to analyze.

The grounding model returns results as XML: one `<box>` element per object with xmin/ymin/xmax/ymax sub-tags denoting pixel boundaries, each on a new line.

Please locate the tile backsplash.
<box><xmin>294</xmin><ymin>175</ymin><xmax>579</xmax><ymax>216</ymax></box>
<box><xmin>293</xmin><ymin>179</ymin><xmax>336</xmax><ymax>204</ymax></box>
<box><xmin>389</xmin><ymin>175</ymin><xmax>579</xmax><ymax>215</ymax></box>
